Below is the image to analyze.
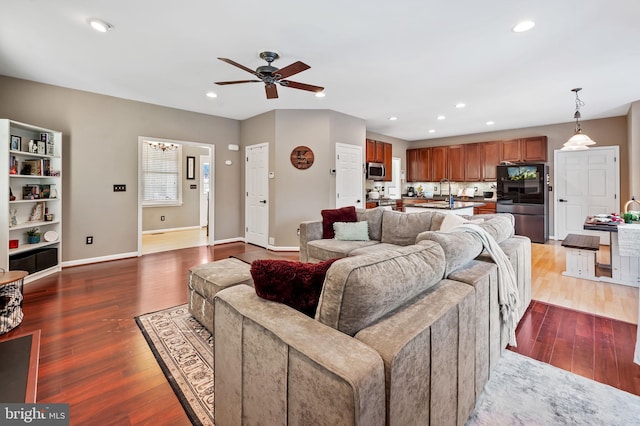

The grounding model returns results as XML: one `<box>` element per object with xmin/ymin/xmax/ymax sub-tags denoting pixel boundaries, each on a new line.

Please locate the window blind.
<box><xmin>142</xmin><ymin>141</ymin><xmax>182</xmax><ymax>206</ymax></box>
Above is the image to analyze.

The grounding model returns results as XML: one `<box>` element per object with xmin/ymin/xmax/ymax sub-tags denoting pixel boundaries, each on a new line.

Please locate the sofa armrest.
<box><xmin>214</xmin><ymin>285</ymin><xmax>386</xmax><ymax>426</ymax></box>
<box><xmin>299</xmin><ymin>220</ymin><xmax>323</xmax><ymax>262</ymax></box>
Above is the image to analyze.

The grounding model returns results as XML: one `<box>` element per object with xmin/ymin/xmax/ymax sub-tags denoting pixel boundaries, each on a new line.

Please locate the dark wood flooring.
<box><xmin>509</xmin><ymin>300</ymin><xmax>640</xmax><ymax>396</ymax></box>
<box><xmin>0</xmin><ymin>242</ymin><xmax>637</xmax><ymax>425</ymax></box>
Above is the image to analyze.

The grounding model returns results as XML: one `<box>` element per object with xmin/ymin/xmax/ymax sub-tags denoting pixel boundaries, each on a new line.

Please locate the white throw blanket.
<box><xmin>617</xmin><ymin>223</ymin><xmax>640</xmax><ymax>257</ymax></box>
<box><xmin>448</xmin><ymin>223</ymin><xmax>521</xmax><ymax>347</ymax></box>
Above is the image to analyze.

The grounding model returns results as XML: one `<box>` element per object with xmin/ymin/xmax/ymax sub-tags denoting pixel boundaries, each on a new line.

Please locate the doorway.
<box><xmin>245</xmin><ymin>143</ymin><xmax>269</xmax><ymax>248</ymax></box>
<box><xmin>554</xmin><ymin>146</ymin><xmax>619</xmax><ymax>244</ymax></box>
<box><xmin>137</xmin><ymin>137</ymin><xmax>215</xmax><ymax>255</ymax></box>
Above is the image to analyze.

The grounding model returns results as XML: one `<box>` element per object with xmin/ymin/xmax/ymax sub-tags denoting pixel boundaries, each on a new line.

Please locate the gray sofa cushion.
<box><xmin>357</xmin><ymin>207</ymin><xmax>385</xmax><ymax>241</ymax></box>
<box><xmin>381</xmin><ymin>210</ymin><xmax>436</xmax><ymax>246</ymax></box>
<box><xmin>462</xmin><ymin>214</ymin><xmax>515</xmax><ymax>243</ymax></box>
<box><xmin>316</xmin><ymin>242</ymin><xmax>446</xmax><ymax>336</ymax></box>
<box><xmin>307</xmin><ymin>239</ymin><xmax>379</xmax><ymax>260</ymax></box>
<box><xmin>416</xmin><ymin>231</ymin><xmax>484</xmax><ymax>276</ymax></box>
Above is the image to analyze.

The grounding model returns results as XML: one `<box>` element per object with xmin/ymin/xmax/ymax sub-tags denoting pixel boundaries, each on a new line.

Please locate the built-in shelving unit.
<box><xmin>1</xmin><ymin>119</ymin><xmax>62</xmax><ymax>283</ymax></box>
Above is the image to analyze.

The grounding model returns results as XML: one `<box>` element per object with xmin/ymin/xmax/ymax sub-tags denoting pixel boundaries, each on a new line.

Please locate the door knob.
<box><xmin>558</xmin><ymin>199</ymin><xmax>568</xmax><ymax>202</ymax></box>
<box><xmin>259</xmin><ymin>200</ymin><xmax>267</xmax><ymax>204</ymax></box>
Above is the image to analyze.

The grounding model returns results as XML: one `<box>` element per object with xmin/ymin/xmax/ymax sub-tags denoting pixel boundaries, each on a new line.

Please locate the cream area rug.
<box><xmin>137</xmin><ymin>304</ymin><xmax>640</xmax><ymax>426</ymax></box>
<box><xmin>135</xmin><ymin>305</ymin><xmax>213</xmax><ymax>426</ymax></box>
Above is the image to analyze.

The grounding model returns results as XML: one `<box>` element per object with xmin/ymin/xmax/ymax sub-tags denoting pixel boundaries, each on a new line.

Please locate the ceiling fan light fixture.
<box><xmin>512</xmin><ymin>20</ymin><xmax>535</xmax><ymax>33</ymax></box>
<box><xmin>88</xmin><ymin>18</ymin><xmax>113</xmax><ymax>33</ymax></box>
<box><xmin>315</xmin><ymin>91</ymin><xmax>325</xmax><ymax>98</ymax></box>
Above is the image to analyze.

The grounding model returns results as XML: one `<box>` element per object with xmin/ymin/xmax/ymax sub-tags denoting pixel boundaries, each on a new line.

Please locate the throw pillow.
<box><xmin>439</xmin><ymin>214</ymin><xmax>484</xmax><ymax>232</ymax></box>
<box><xmin>251</xmin><ymin>258</ymin><xmax>340</xmax><ymax>317</ymax></box>
<box><xmin>321</xmin><ymin>206</ymin><xmax>357</xmax><ymax>239</ymax></box>
<box><xmin>333</xmin><ymin>221</ymin><xmax>370</xmax><ymax>241</ymax></box>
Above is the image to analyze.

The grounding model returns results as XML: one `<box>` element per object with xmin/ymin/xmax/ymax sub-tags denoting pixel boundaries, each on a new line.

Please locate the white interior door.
<box><xmin>386</xmin><ymin>157</ymin><xmax>402</xmax><ymax>199</ymax></box>
<box><xmin>554</xmin><ymin>146</ymin><xmax>619</xmax><ymax>244</ymax></box>
<box><xmin>245</xmin><ymin>143</ymin><xmax>269</xmax><ymax>247</ymax></box>
<box><xmin>336</xmin><ymin>143</ymin><xmax>363</xmax><ymax>209</ymax></box>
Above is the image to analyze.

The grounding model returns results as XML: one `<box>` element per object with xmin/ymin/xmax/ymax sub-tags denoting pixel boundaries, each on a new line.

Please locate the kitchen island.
<box><xmin>403</xmin><ymin>200</ymin><xmax>485</xmax><ymax>216</ymax></box>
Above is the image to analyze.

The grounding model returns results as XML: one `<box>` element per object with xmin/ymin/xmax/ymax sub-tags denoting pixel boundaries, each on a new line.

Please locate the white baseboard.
<box><xmin>268</xmin><ymin>245</ymin><xmax>300</xmax><ymax>252</ymax></box>
<box><xmin>62</xmin><ymin>251</ymin><xmax>138</xmax><ymax>268</ymax></box>
<box><xmin>213</xmin><ymin>237</ymin><xmax>245</xmax><ymax>245</ymax></box>
<box><xmin>142</xmin><ymin>225</ymin><xmax>202</xmax><ymax>234</ymax></box>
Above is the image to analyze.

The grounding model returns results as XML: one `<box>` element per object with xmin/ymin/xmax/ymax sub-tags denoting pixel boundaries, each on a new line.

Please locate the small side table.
<box><xmin>561</xmin><ymin>234</ymin><xmax>600</xmax><ymax>280</ymax></box>
<box><xmin>0</xmin><ymin>270</ymin><xmax>29</xmax><ymax>335</ymax></box>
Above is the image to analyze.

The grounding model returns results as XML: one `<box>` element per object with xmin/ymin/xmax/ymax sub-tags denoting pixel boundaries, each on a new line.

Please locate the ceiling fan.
<box><xmin>215</xmin><ymin>51</ymin><xmax>324</xmax><ymax>99</ymax></box>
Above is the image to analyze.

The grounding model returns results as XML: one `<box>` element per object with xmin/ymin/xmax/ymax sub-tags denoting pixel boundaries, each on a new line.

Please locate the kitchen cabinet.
<box><xmin>431</xmin><ymin>146</ymin><xmax>448</xmax><ymax>181</ymax></box>
<box><xmin>366</xmin><ymin>202</ymin><xmax>377</xmax><ymax>209</ymax></box>
<box><xmin>447</xmin><ymin>145</ymin><xmax>465</xmax><ymax>182</ymax></box>
<box><xmin>464</xmin><ymin>143</ymin><xmax>481</xmax><ymax>182</ymax></box>
<box><xmin>474</xmin><ymin>202</ymin><xmax>496</xmax><ymax>215</ymax></box>
<box><xmin>501</xmin><ymin>137</ymin><xmax>547</xmax><ymax>163</ymax></box>
<box><xmin>480</xmin><ymin>141</ymin><xmax>500</xmax><ymax>181</ymax></box>
<box><xmin>366</xmin><ymin>139</ymin><xmax>393</xmax><ymax>182</ymax></box>
<box><xmin>406</xmin><ymin>148</ymin><xmax>431</xmax><ymax>182</ymax></box>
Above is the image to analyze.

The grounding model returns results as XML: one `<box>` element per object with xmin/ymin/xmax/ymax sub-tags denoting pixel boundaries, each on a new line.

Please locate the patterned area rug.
<box><xmin>137</xmin><ymin>304</ymin><xmax>640</xmax><ymax>426</ymax></box>
<box><xmin>135</xmin><ymin>305</ymin><xmax>213</xmax><ymax>426</ymax></box>
<box><xmin>467</xmin><ymin>350</ymin><xmax>640</xmax><ymax>425</ymax></box>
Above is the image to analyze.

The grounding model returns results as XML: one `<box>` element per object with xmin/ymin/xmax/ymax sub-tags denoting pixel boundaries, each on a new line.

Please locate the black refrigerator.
<box><xmin>496</xmin><ymin>163</ymin><xmax>549</xmax><ymax>243</ymax></box>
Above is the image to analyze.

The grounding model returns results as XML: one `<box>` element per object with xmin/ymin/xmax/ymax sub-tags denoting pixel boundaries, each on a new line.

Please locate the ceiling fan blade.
<box><xmin>281</xmin><ymin>80</ymin><xmax>324</xmax><ymax>93</ymax></box>
<box><xmin>217</xmin><ymin>58</ymin><xmax>257</xmax><ymax>75</ymax></box>
<box><xmin>215</xmin><ymin>80</ymin><xmax>261</xmax><ymax>85</ymax></box>
<box><xmin>265</xmin><ymin>84</ymin><xmax>279</xmax><ymax>99</ymax></box>
<box><xmin>275</xmin><ymin>61</ymin><xmax>310</xmax><ymax>79</ymax></box>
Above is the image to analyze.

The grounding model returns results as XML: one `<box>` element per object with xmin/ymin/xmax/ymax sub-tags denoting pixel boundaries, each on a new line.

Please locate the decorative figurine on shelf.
<box><xmin>10</xmin><ymin>208</ymin><xmax>17</xmax><ymax>227</ymax></box>
<box><xmin>26</xmin><ymin>228</ymin><xmax>41</xmax><ymax>244</ymax></box>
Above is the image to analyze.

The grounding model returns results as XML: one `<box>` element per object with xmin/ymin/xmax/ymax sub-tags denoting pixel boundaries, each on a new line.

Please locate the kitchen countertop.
<box><xmin>403</xmin><ymin>200</ymin><xmax>486</xmax><ymax>210</ymax></box>
<box><xmin>403</xmin><ymin>195</ymin><xmax>496</xmax><ymax>203</ymax></box>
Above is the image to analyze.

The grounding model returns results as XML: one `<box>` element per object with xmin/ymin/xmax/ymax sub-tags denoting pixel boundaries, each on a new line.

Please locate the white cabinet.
<box><xmin>1</xmin><ymin>119</ymin><xmax>62</xmax><ymax>283</ymax></box>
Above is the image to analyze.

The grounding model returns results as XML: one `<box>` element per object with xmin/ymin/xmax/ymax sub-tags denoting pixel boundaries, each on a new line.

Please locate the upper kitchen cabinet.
<box><xmin>431</xmin><ymin>146</ymin><xmax>448</xmax><ymax>181</ymax></box>
<box><xmin>447</xmin><ymin>145</ymin><xmax>465</xmax><ymax>182</ymax></box>
<box><xmin>501</xmin><ymin>137</ymin><xmax>547</xmax><ymax>163</ymax></box>
<box><xmin>406</xmin><ymin>148</ymin><xmax>431</xmax><ymax>182</ymax></box>
<box><xmin>366</xmin><ymin>139</ymin><xmax>393</xmax><ymax>181</ymax></box>
<box><xmin>480</xmin><ymin>141</ymin><xmax>500</xmax><ymax>181</ymax></box>
<box><xmin>464</xmin><ymin>143</ymin><xmax>481</xmax><ymax>182</ymax></box>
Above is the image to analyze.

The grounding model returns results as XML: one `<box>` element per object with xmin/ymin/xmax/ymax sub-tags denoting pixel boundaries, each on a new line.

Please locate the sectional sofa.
<box><xmin>213</xmin><ymin>207</ymin><xmax>531</xmax><ymax>425</ymax></box>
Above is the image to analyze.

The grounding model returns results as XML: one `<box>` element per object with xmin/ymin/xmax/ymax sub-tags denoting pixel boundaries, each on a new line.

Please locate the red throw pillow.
<box><xmin>321</xmin><ymin>206</ymin><xmax>357</xmax><ymax>239</ymax></box>
<box><xmin>251</xmin><ymin>258</ymin><xmax>340</xmax><ymax>317</ymax></box>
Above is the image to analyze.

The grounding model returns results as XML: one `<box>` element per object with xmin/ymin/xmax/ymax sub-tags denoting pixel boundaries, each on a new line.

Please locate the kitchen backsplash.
<box><xmin>366</xmin><ymin>180</ymin><xmax>498</xmax><ymax>198</ymax></box>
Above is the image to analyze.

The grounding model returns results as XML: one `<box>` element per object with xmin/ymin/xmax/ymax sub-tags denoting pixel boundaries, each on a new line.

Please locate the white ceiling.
<box><xmin>2</xmin><ymin>0</ymin><xmax>639</xmax><ymax>141</ymax></box>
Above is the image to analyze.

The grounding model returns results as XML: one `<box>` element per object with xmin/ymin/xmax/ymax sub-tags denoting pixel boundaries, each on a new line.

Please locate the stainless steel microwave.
<box><xmin>367</xmin><ymin>162</ymin><xmax>386</xmax><ymax>180</ymax></box>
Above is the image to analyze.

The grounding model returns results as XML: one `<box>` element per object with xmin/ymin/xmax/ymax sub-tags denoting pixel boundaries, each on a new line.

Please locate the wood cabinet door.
<box><xmin>383</xmin><ymin>142</ymin><xmax>393</xmax><ymax>181</ymax></box>
<box><xmin>480</xmin><ymin>141</ymin><xmax>500</xmax><ymax>181</ymax></box>
<box><xmin>419</xmin><ymin>148</ymin><xmax>431</xmax><ymax>181</ymax></box>
<box><xmin>431</xmin><ymin>146</ymin><xmax>448</xmax><ymax>181</ymax></box>
<box><xmin>366</xmin><ymin>139</ymin><xmax>377</xmax><ymax>163</ymax></box>
<box><xmin>464</xmin><ymin>143</ymin><xmax>481</xmax><ymax>182</ymax></box>
<box><xmin>406</xmin><ymin>149</ymin><xmax>420</xmax><ymax>182</ymax></box>
<box><xmin>448</xmin><ymin>145</ymin><xmax>465</xmax><ymax>181</ymax></box>
<box><xmin>521</xmin><ymin>136</ymin><xmax>547</xmax><ymax>162</ymax></box>
<box><xmin>501</xmin><ymin>139</ymin><xmax>522</xmax><ymax>162</ymax></box>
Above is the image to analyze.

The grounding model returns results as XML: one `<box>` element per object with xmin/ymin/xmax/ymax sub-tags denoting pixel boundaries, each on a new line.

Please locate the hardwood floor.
<box><xmin>0</xmin><ymin>240</ymin><xmax>637</xmax><ymax>424</ymax></box>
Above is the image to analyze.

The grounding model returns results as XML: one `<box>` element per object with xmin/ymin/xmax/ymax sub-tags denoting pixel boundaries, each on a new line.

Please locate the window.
<box><xmin>142</xmin><ymin>140</ymin><xmax>182</xmax><ymax>206</ymax></box>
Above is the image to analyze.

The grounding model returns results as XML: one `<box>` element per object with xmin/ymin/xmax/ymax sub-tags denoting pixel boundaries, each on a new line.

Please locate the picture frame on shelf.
<box><xmin>40</xmin><ymin>132</ymin><xmax>51</xmax><ymax>142</ymax></box>
<box><xmin>10</xmin><ymin>135</ymin><xmax>21</xmax><ymax>151</ymax></box>
<box><xmin>37</xmin><ymin>141</ymin><xmax>46</xmax><ymax>155</ymax></box>
<box><xmin>46</xmin><ymin>141</ymin><xmax>55</xmax><ymax>156</ymax></box>
<box><xmin>30</xmin><ymin>202</ymin><xmax>45</xmax><ymax>222</ymax></box>
<box><xmin>186</xmin><ymin>156</ymin><xmax>195</xmax><ymax>180</ymax></box>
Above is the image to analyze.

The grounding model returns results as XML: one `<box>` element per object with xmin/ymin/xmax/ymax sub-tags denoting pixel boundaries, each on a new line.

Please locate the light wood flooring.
<box><xmin>141</xmin><ymin>227</ymin><xmax>208</xmax><ymax>255</ymax></box>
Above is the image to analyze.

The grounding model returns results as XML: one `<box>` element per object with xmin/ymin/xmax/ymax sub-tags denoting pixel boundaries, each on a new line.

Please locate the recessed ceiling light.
<box><xmin>206</xmin><ymin>91</ymin><xmax>218</xmax><ymax>98</ymax></box>
<box><xmin>389</xmin><ymin>116</ymin><xmax>398</xmax><ymax>121</ymax></box>
<box><xmin>437</xmin><ymin>115</ymin><xmax>446</xmax><ymax>120</ymax></box>
<box><xmin>455</xmin><ymin>103</ymin><xmax>466</xmax><ymax>108</ymax></box>
<box><xmin>315</xmin><ymin>91</ymin><xmax>326</xmax><ymax>98</ymax></box>
<box><xmin>87</xmin><ymin>18</ymin><xmax>113</xmax><ymax>33</ymax></box>
<box><xmin>429</xmin><ymin>129</ymin><xmax>436</xmax><ymax>133</ymax></box>
<box><xmin>486</xmin><ymin>121</ymin><xmax>495</xmax><ymax>126</ymax></box>
<box><xmin>512</xmin><ymin>20</ymin><xmax>535</xmax><ymax>33</ymax></box>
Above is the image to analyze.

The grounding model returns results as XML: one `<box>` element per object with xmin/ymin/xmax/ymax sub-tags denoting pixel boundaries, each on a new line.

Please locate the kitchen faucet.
<box><xmin>440</xmin><ymin>178</ymin><xmax>452</xmax><ymax>207</ymax></box>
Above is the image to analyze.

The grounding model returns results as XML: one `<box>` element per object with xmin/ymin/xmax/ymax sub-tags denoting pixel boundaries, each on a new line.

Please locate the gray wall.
<box><xmin>142</xmin><ymin>144</ymin><xmax>211</xmax><ymax>231</ymax></box>
<box><xmin>629</xmin><ymin>101</ymin><xmax>640</xmax><ymax>199</ymax></box>
<box><xmin>0</xmin><ymin>76</ymin><xmax>241</xmax><ymax>262</ymax></box>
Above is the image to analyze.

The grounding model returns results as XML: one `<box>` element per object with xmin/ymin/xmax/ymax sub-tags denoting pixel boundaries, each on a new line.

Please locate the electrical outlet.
<box><xmin>161</xmin><ymin>216</ymin><xmax>165</xmax><ymax>221</ymax></box>
<box><xmin>269</xmin><ymin>237</ymin><xmax>275</xmax><ymax>245</ymax></box>
<box><xmin>86</xmin><ymin>236</ymin><xmax>93</xmax><ymax>244</ymax></box>
<box><xmin>434</xmin><ymin>186</ymin><xmax>438</xmax><ymax>191</ymax></box>
<box><xmin>297</xmin><ymin>228</ymin><xmax>300</xmax><ymax>236</ymax></box>
<box><xmin>113</xmin><ymin>184</ymin><xmax>126</xmax><ymax>192</ymax></box>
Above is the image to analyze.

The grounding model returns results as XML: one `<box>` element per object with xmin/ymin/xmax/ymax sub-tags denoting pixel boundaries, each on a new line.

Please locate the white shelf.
<box><xmin>10</xmin><ymin>198</ymin><xmax>60</xmax><ymax>204</ymax></box>
<box><xmin>10</xmin><ymin>174</ymin><xmax>59</xmax><ymax>179</ymax></box>
<box><xmin>9</xmin><ymin>220</ymin><xmax>60</xmax><ymax>231</ymax></box>
<box><xmin>9</xmin><ymin>240</ymin><xmax>59</xmax><ymax>256</ymax></box>
<box><xmin>9</xmin><ymin>149</ymin><xmax>58</xmax><ymax>160</ymax></box>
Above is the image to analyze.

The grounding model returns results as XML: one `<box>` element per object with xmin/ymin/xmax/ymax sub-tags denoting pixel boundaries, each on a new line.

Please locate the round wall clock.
<box><xmin>290</xmin><ymin>146</ymin><xmax>314</xmax><ymax>170</ymax></box>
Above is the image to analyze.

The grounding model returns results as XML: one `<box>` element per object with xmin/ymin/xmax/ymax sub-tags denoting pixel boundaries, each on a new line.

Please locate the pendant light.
<box><xmin>562</xmin><ymin>88</ymin><xmax>596</xmax><ymax>151</ymax></box>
